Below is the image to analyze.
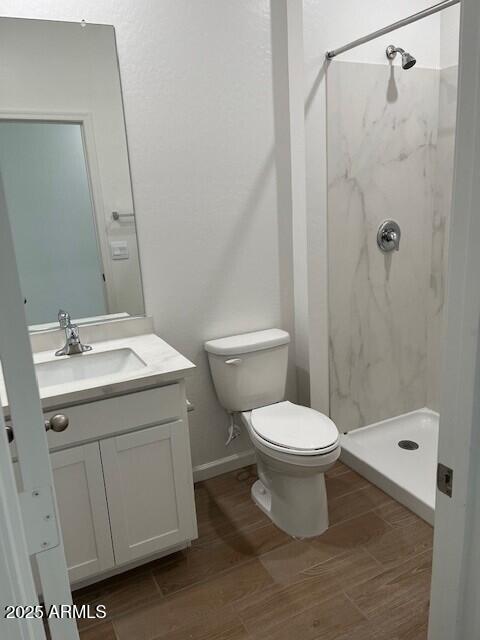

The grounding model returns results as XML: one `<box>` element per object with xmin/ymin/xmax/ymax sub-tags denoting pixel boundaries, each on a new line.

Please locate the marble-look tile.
<box><xmin>427</xmin><ymin>65</ymin><xmax>458</xmax><ymax>411</ymax></box>
<box><xmin>327</xmin><ymin>61</ymin><xmax>439</xmax><ymax>431</ymax></box>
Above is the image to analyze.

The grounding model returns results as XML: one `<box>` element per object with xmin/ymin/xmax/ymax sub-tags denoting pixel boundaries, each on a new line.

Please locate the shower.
<box><xmin>326</xmin><ymin>3</ymin><xmax>459</xmax><ymax>526</ymax></box>
<box><xmin>386</xmin><ymin>45</ymin><xmax>417</xmax><ymax>69</ymax></box>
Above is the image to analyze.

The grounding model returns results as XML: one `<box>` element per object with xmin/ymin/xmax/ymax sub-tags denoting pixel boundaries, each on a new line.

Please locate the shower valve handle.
<box><xmin>377</xmin><ymin>220</ymin><xmax>401</xmax><ymax>253</ymax></box>
<box><xmin>385</xmin><ymin>229</ymin><xmax>398</xmax><ymax>245</ymax></box>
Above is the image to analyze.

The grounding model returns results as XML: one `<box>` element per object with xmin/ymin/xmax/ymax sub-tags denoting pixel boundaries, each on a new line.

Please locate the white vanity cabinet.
<box><xmin>50</xmin><ymin>443</ymin><xmax>115</xmax><ymax>583</ymax></box>
<box><xmin>100</xmin><ymin>420</ymin><xmax>195</xmax><ymax>564</ymax></box>
<box><xmin>40</xmin><ymin>381</ymin><xmax>197</xmax><ymax>586</ymax></box>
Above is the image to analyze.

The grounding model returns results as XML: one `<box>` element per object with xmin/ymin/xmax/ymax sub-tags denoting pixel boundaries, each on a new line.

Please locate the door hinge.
<box><xmin>437</xmin><ymin>463</ymin><xmax>453</xmax><ymax>498</ymax></box>
<box><xmin>19</xmin><ymin>486</ymin><xmax>60</xmax><ymax>555</ymax></box>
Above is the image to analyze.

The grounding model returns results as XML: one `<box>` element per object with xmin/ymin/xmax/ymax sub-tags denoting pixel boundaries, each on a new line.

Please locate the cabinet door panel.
<box><xmin>51</xmin><ymin>443</ymin><xmax>114</xmax><ymax>583</ymax></box>
<box><xmin>100</xmin><ymin>420</ymin><xmax>196</xmax><ymax>565</ymax></box>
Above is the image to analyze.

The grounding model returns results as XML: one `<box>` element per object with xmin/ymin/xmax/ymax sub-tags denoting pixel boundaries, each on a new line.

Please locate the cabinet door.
<box><xmin>51</xmin><ymin>443</ymin><xmax>115</xmax><ymax>583</ymax></box>
<box><xmin>100</xmin><ymin>420</ymin><xmax>197</xmax><ymax>565</ymax></box>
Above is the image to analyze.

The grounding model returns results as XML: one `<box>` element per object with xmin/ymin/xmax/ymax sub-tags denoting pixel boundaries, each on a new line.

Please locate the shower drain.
<box><xmin>398</xmin><ymin>440</ymin><xmax>419</xmax><ymax>450</ymax></box>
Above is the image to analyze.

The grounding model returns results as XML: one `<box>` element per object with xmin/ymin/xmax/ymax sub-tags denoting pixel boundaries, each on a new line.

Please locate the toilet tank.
<box><xmin>204</xmin><ymin>328</ymin><xmax>290</xmax><ymax>412</ymax></box>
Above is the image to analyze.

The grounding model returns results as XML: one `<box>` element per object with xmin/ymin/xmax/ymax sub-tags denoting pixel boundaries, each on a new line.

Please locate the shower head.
<box><xmin>386</xmin><ymin>45</ymin><xmax>416</xmax><ymax>70</ymax></box>
<box><xmin>401</xmin><ymin>51</ymin><xmax>416</xmax><ymax>69</ymax></box>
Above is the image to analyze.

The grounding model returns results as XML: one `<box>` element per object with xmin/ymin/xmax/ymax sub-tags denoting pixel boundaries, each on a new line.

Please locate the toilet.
<box><xmin>204</xmin><ymin>328</ymin><xmax>340</xmax><ymax>538</ymax></box>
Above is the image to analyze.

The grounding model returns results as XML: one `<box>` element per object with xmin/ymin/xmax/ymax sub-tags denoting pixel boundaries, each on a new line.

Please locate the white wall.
<box><xmin>441</xmin><ymin>5</ymin><xmax>461</xmax><ymax>68</ymax></box>
<box><xmin>0</xmin><ymin>2</ymin><xmax>296</xmax><ymax>469</ymax></box>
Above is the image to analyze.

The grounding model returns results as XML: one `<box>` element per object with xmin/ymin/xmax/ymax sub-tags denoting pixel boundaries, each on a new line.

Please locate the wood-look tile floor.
<box><xmin>73</xmin><ymin>462</ymin><xmax>433</xmax><ymax>640</ymax></box>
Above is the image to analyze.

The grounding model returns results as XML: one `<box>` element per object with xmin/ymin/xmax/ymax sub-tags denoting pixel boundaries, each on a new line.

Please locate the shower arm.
<box><xmin>326</xmin><ymin>0</ymin><xmax>460</xmax><ymax>60</ymax></box>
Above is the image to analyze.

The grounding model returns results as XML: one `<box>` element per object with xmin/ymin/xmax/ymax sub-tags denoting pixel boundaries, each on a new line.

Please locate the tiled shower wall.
<box><xmin>327</xmin><ymin>61</ymin><xmax>457</xmax><ymax>432</ymax></box>
<box><xmin>427</xmin><ymin>65</ymin><xmax>458</xmax><ymax>411</ymax></box>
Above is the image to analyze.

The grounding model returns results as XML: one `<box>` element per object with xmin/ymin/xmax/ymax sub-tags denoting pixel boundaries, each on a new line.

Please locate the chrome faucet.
<box><xmin>55</xmin><ymin>309</ymin><xmax>92</xmax><ymax>356</ymax></box>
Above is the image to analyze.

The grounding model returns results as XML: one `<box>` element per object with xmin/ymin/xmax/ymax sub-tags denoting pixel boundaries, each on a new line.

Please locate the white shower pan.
<box><xmin>340</xmin><ymin>408</ymin><xmax>438</xmax><ymax>525</ymax></box>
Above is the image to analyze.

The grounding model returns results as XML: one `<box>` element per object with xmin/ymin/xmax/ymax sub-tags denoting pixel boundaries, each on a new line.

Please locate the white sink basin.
<box><xmin>35</xmin><ymin>348</ymin><xmax>147</xmax><ymax>389</ymax></box>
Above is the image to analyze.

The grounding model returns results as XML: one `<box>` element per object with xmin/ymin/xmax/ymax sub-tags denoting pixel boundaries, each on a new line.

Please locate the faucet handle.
<box><xmin>67</xmin><ymin>324</ymin><xmax>80</xmax><ymax>340</ymax></box>
<box><xmin>386</xmin><ymin>229</ymin><xmax>400</xmax><ymax>250</ymax></box>
<box><xmin>377</xmin><ymin>220</ymin><xmax>401</xmax><ymax>253</ymax></box>
<box><xmin>58</xmin><ymin>309</ymin><xmax>71</xmax><ymax>328</ymax></box>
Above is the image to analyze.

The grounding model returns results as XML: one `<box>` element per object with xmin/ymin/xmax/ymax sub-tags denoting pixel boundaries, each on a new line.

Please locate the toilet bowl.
<box><xmin>204</xmin><ymin>328</ymin><xmax>340</xmax><ymax>538</ymax></box>
<box><xmin>242</xmin><ymin>401</ymin><xmax>339</xmax><ymax>538</ymax></box>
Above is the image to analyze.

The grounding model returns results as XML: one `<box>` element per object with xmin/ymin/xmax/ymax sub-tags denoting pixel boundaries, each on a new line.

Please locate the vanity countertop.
<box><xmin>0</xmin><ymin>330</ymin><xmax>195</xmax><ymax>413</ymax></box>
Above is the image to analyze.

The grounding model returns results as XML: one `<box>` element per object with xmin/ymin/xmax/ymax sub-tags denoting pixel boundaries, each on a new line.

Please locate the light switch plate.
<box><xmin>110</xmin><ymin>241</ymin><xmax>129</xmax><ymax>260</ymax></box>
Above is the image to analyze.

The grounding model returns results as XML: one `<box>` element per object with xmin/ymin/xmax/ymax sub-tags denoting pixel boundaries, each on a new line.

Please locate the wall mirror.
<box><xmin>0</xmin><ymin>17</ymin><xmax>144</xmax><ymax>330</ymax></box>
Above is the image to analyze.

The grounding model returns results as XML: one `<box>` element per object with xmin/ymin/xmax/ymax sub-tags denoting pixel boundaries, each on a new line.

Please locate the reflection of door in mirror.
<box><xmin>0</xmin><ymin>121</ymin><xmax>107</xmax><ymax>325</ymax></box>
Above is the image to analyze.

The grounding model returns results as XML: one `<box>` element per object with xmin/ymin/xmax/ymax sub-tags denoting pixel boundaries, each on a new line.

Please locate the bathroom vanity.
<box><xmin>5</xmin><ymin>317</ymin><xmax>197</xmax><ymax>587</ymax></box>
<box><xmin>0</xmin><ymin>16</ymin><xmax>198</xmax><ymax>597</ymax></box>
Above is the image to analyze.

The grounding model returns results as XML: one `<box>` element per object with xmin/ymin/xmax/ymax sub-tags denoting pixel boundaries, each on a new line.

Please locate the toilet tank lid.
<box><xmin>204</xmin><ymin>328</ymin><xmax>290</xmax><ymax>356</ymax></box>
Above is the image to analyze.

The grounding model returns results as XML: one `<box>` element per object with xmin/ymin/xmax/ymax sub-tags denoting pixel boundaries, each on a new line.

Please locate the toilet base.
<box><xmin>251</xmin><ymin>479</ymin><xmax>314</xmax><ymax>541</ymax></box>
<box><xmin>251</xmin><ymin>479</ymin><xmax>272</xmax><ymax>517</ymax></box>
<box><xmin>251</xmin><ymin>453</ymin><xmax>331</xmax><ymax>538</ymax></box>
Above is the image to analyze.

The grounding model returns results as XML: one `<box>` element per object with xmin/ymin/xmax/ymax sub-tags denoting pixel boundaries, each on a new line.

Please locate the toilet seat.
<box><xmin>250</xmin><ymin>401</ymin><xmax>339</xmax><ymax>455</ymax></box>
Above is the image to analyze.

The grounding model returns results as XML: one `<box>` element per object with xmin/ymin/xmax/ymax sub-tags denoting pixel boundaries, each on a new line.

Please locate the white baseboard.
<box><xmin>193</xmin><ymin>449</ymin><xmax>256</xmax><ymax>483</ymax></box>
